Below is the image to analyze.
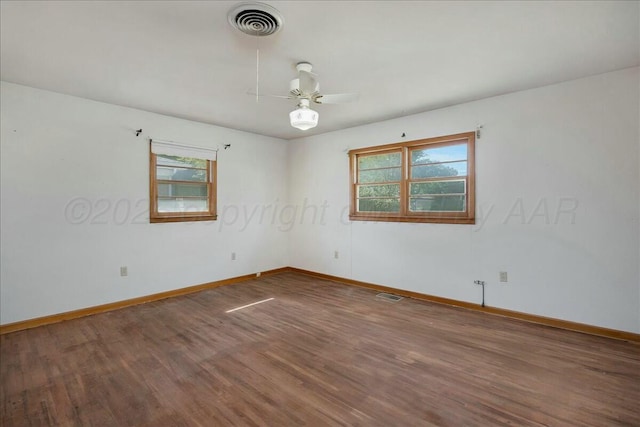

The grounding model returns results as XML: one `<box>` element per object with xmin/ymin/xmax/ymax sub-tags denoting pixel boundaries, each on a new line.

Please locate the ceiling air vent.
<box><xmin>227</xmin><ymin>2</ymin><xmax>283</xmax><ymax>37</ymax></box>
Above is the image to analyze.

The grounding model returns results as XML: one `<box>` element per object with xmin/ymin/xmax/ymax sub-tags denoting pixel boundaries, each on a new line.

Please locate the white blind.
<box><xmin>150</xmin><ymin>139</ymin><xmax>217</xmax><ymax>161</ymax></box>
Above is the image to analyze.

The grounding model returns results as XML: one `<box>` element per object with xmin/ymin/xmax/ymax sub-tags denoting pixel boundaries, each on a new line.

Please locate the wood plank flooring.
<box><xmin>1</xmin><ymin>272</ymin><xmax>639</xmax><ymax>426</ymax></box>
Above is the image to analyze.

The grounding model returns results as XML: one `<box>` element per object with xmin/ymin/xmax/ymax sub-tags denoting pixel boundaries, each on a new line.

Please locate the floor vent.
<box><xmin>376</xmin><ymin>293</ymin><xmax>403</xmax><ymax>302</ymax></box>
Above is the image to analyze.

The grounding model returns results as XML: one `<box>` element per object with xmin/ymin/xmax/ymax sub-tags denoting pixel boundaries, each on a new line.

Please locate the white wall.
<box><xmin>288</xmin><ymin>67</ymin><xmax>640</xmax><ymax>333</ymax></box>
<box><xmin>3</xmin><ymin>68</ymin><xmax>639</xmax><ymax>334</ymax></box>
<box><xmin>0</xmin><ymin>82</ymin><xmax>290</xmax><ymax>324</ymax></box>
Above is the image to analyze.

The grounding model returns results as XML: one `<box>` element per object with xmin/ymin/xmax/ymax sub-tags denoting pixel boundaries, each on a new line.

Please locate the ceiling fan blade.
<box><xmin>246</xmin><ymin>90</ymin><xmax>294</xmax><ymax>100</ymax></box>
<box><xmin>314</xmin><ymin>93</ymin><xmax>359</xmax><ymax>104</ymax></box>
<box><xmin>298</xmin><ymin>70</ymin><xmax>319</xmax><ymax>94</ymax></box>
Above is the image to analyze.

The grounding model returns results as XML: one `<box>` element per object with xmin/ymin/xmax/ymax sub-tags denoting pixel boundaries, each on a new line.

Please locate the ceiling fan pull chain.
<box><xmin>256</xmin><ymin>32</ymin><xmax>260</xmax><ymax>103</ymax></box>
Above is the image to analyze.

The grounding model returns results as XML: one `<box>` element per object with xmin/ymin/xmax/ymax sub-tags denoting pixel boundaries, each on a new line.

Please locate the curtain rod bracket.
<box><xmin>135</xmin><ymin>129</ymin><xmax>143</xmax><ymax>137</ymax></box>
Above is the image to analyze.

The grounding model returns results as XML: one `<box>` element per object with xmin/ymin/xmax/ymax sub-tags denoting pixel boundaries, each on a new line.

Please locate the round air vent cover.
<box><xmin>227</xmin><ymin>2</ymin><xmax>283</xmax><ymax>37</ymax></box>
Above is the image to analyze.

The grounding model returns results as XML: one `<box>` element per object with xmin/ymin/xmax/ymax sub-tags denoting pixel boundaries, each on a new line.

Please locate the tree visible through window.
<box><xmin>356</xmin><ymin>151</ymin><xmax>402</xmax><ymax>213</ymax></box>
<box><xmin>349</xmin><ymin>132</ymin><xmax>475</xmax><ymax>224</ymax></box>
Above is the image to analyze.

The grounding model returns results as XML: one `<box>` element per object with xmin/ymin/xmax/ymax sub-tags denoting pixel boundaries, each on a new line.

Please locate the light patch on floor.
<box><xmin>225</xmin><ymin>297</ymin><xmax>275</xmax><ymax>313</ymax></box>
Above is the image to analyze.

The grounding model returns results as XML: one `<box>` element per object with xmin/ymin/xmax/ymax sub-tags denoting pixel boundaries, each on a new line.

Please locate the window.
<box><xmin>349</xmin><ymin>132</ymin><xmax>475</xmax><ymax>224</ymax></box>
<box><xmin>149</xmin><ymin>140</ymin><xmax>217</xmax><ymax>223</ymax></box>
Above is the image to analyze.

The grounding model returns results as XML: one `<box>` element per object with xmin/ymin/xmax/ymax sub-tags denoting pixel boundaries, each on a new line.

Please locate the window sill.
<box><xmin>150</xmin><ymin>215</ymin><xmax>217</xmax><ymax>223</ymax></box>
<box><xmin>349</xmin><ymin>214</ymin><xmax>475</xmax><ymax>225</ymax></box>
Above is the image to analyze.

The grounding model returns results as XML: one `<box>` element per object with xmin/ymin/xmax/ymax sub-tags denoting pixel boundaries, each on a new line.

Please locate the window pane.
<box><xmin>158</xmin><ymin>183</ymin><xmax>208</xmax><ymax>197</ymax></box>
<box><xmin>359</xmin><ymin>167</ymin><xmax>401</xmax><ymax>183</ymax></box>
<box><xmin>358</xmin><ymin>152</ymin><xmax>401</xmax><ymax>170</ymax></box>
<box><xmin>411</xmin><ymin>144</ymin><xmax>467</xmax><ymax>165</ymax></box>
<box><xmin>157</xmin><ymin>154</ymin><xmax>207</xmax><ymax>169</ymax></box>
<box><xmin>358</xmin><ymin>184</ymin><xmax>401</xmax><ymax>198</ymax></box>
<box><xmin>410</xmin><ymin>180</ymin><xmax>465</xmax><ymax>195</ymax></box>
<box><xmin>410</xmin><ymin>196</ymin><xmax>466</xmax><ymax>212</ymax></box>
<box><xmin>411</xmin><ymin>161</ymin><xmax>467</xmax><ymax>179</ymax></box>
<box><xmin>157</xmin><ymin>166</ymin><xmax>207</xmax><ymax>182</ymax></box>
<box><xmin>357</xmin><ymin>198</ymin><xmax>400</xmax><ymax>212</ymax></box>
<box><xmin>158</xmin><ymin>198</ymin><xmax>208</xmax><ymax>213</ymax></box>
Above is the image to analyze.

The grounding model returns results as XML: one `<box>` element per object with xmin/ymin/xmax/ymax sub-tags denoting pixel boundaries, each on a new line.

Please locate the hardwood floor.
<box><xmin>1</xmin><ymin>272</ymin><xmax>639</xmax><ymax>426</ymax></box>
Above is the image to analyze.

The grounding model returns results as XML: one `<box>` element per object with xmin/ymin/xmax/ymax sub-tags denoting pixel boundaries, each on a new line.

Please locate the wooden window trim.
<box><xmin>149</xmin><ymin>149</ymin><xmax>217</xmax><ymax>223</ymax></box>
<box><xmin>349</xmin><ymin>132</ymin><xmax>475</xmax><ymax>225</ymax></box>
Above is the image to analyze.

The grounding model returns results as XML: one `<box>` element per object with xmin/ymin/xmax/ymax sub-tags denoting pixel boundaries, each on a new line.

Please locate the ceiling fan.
<box><xmin>253</xmin><ymin>62</ymin><xmax>359</xmax><ymax>130</ymax></box>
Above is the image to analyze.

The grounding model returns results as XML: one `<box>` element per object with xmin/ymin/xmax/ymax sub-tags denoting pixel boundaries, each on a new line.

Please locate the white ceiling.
<box><xmin>1</xmin><ymin>1</ymin><xmax>638</xmax><ymax>140</ymax></box>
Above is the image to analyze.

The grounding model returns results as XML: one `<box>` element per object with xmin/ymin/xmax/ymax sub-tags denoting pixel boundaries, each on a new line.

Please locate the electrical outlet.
<box><xmin>231</xmin><ymin>252</ymin><xmax>236</xmax><ymax>261</ymax></box>
<box><xmin>500</xmin><ymin>271</ymin><xmax>508</xmax><ymax>282</ymax></box>
<box><xmin>256</xmin><ymin>272</ymin><xmax>261</xmax><ymax>277</ymax></box>
<box><xmin>120</xmin><ymin>266</ymin><xmax>128</xmax><ymax>277</ymax></box>
<box><xmin>334</xmin><ymin>250</ymin><xmax>339</xmax><ymax>259</ymax></box>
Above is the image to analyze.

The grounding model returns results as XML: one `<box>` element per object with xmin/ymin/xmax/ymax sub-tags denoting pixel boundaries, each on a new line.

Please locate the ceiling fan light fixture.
<box><xmin>289</xmin><ymin>104</ymin><xmax>318</xmax><ymax>131</ymax></box>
